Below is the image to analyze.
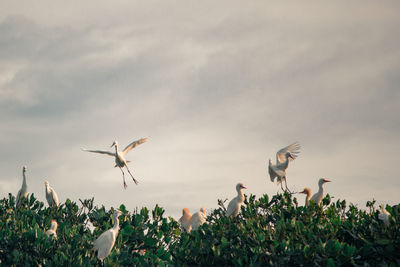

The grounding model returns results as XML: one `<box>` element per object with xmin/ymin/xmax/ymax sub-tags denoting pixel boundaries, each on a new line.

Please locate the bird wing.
<box><xmin>268</xmin><ymin>159</ymin><xmax>277</xmax><ymax>182</ymax></box>
<box><xmin>276</xmin><ymin>142</ymin><xmax>301</xmax><ymax>164</ymax></box>
<box><xmin>51</xmin><ymin>188</ymin><xmax>59</xmax><ymax>206</ymax></box>
<box><xmin>226</xmin><ymin>197</ymin><xmax>237</xmax><ymax>217</ymax></box>
<box><xmin>94</xmin><ymin>229</ymin><xmax>115</xmax><ymax>260</ymax></box>
<box><xmin>122</xmin><ymin>138</ymin><xmax>147</xmax><ymax>155</ymax></box>
<box><xmin>81</xmin><ymin>148</ymin><xmax>115</xmax><ymax>157</ymax></box>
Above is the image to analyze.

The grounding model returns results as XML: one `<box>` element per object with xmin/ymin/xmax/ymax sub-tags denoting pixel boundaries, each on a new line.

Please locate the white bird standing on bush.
<box><xmin>178</xmin><ymin>208</ymin><xmax>192</xmax><ymax>233</ymax></box>
<box><xmin>82</xmin><ymin>138</ymin><xmax>147</xmax><ymax>189</ymax></box>
<box><xmin>45</xmin><ymin>181</ymin><xmax>59</xmax><ymax>207</ymax></box>
<box><xmin>93</xmin><ymin>210</ymin><xmax>122</xmax><ymax>261</ymax></box>
<box><xmin>310</xmin><ymin>178</ymin><xmax>331</xmax><ymax>205</ymax></box>
<box><xmin>46</xmin><ymin>220</ymin><xmax>58</xmax><ymax>238</ymax></box>
<box><xmin>16</xmin><ymin>166</ymin><xmax>28</xmax><ymax>208</ymax></box>
<box><xmin>226</xmin><ymin>183</ymin><xmax>247</xmax><ymax>217</ymax></box>
<box><xmin>299</xmin><ymin>188</ymin><xmax>311</xmax><ymax>206</ymax></box>
<box><xmin>190</xmin><ymin>207</ymin><xmax>206</xmax><ymax>231</ymax></box>
<box><xmin>268</xmin><ymin>143</ymin><xmax>300</xmax><ymax>192</ymax></box>
<box><xmin>378</xmin><ymin>204</ymin><xmax>390</xmax><ymax>227</ymax></box>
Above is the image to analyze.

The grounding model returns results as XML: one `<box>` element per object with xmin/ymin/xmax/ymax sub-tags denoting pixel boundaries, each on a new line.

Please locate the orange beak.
<box><xmin>323</xmin><ymin>179</ymin><xmax>331</xmax><ymax>183</ymax></box>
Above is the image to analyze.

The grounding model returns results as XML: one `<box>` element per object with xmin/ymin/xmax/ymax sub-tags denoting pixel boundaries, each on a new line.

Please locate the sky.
<box><xmin>0</xmin><ymin>1</ymin><xmax>399</xmax><ymax>219</ymax></box>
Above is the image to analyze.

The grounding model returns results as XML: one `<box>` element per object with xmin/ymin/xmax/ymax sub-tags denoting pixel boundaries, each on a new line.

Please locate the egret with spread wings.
<box><xmin>82</xmin><ymin>138</ymin><xmax>147</xmax><ymax>189</ymax></box>
<box><xmin>268</xmin><ymin>142</ymin><xmax>300</xmax><ymax>192</ymax></box>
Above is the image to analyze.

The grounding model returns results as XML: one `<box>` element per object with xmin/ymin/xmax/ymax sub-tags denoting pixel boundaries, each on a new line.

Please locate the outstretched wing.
<box><xmin>276</xmin><ymin>142</ymin><xmax>301</xmax><ymax>164</ymax></box>
<box><xmin>81</xmin><ymin>148</ymin><xmax>115</xmax><ymax>157</ymax></box>
<box><xmin>122</xmin><ymin>138</ymin><xmax>147</xmax><ymax>155</ymax></box>
<box><xmin>268</xmin><ymin>159</ymin><xmax>277</xmax><ymax>182</ymax></box>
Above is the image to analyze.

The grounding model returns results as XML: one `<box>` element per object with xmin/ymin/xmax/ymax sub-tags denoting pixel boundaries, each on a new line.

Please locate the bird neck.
<box><xmin>45</xmin><ymin>185</ymin><xmax>51</xmax><ymax>194</ymax></box>
<box><xmin>113</xmin><ymin>216</ymin><xmax>120</xmax><ymax>232</ymax></box>
<box><xmin>114</xmin><ymin>145</ymin><xmax>118</xmax><ymax>153</ymax></box>
<box><xmin>305</xmin><ymin>195</ymin><xmax>310</xmax><ymax>206</ymax></box>
<box><xmin>317</xmin><ymin>183</ymin><xmax>324</xmax><ymax>197</ymax></box>
<box><xmin>51</xmin><ymin>222</ymin><xmax>58</xmax><ymax>231</ymax></box>
<box><xmin>22</xmin><ymin>171</ymin><xmax>27</xmax><ymax>188</ymax></box>
<box><xmin>237</xmin><ymin>189</ymin><xmax>244</xmax><ymax>203</ymax></box>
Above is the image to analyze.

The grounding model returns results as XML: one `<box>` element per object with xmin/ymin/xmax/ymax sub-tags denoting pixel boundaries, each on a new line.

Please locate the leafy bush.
<box><xmin>0</xmin><ymin>192</ymin><xmax>399</xmax><ymax>266</ymax></box>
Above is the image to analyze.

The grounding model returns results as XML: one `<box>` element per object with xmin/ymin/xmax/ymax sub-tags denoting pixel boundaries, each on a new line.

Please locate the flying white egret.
<box><xmin>268</xmin><ymin>142</ymin><xmax>300</xmax><ymax>192</ymax></box>
<box><xmin>46</xmin><ymin>220</ymin><xmax>58</xmax><ymax>238</ymax></box>
<box><xmin>299</xmin><ymin>187</ymin><xmax>312</xmax><ymax>206</ymax></box>
<box><xmin>16</xmin><ymin>166</ymin><xmax>28</xmax><ymax>208</ymax></box>
<box><xmin>82</xmin><ymin>138</ymin><xmax>147</xmax><ymax>189</ymax></box>
<box><xmin>93</xmin><ymin>210</ymin><xmax>122</xmax><ymax>261</ymax></box>
<box><xmin>378</xmin><ymin>204</ymin><xmax>390</xmax><ymax>227</ymax></box>
<box><xmin>190</xmin><ymin>207</ymin><xmax>206</xmax><ymax>231</ymax></box>
<box><xmin>178</xmin><ymin>208</ymin><xmax>192</xmax><ymax>233</ymax></box>
<box><xmin>226</xmin><ymin>183</ymin><xmax>247</xmax><ymax>217</ymax></box>
<box><xmin>310</xmin><ymin>178</ymin><xmax>331</xmax><ymax>205</ymax></box>
<box><xmin>45</xmin><ymin>181</ymin><xmax>59</xmax><ymax>208</ymax></box>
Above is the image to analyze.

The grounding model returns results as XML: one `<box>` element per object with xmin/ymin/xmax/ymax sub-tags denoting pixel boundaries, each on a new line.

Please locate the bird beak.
<box><xmin>289</xmin><ymin>154</ymin><xmax>294</xmax><ymax>159</ymax></box>
<box><xmin>299</xmin><ymin>190</ymin><xmax>305</xmax><ymax>194</ymax></box>
<box><xmin>241</xmin><ymin>185</ymin><xmax>247</xmax><ymax>189</ymax></box>
<box><xmin>323</xmin><ymin>179</ymin><xmax>331</xmax><ymax>183</ymax></box>
<box><xmin>110</xmin><ymin>142</ymin><xmax>116</xmax><ymax>148</ymax></box>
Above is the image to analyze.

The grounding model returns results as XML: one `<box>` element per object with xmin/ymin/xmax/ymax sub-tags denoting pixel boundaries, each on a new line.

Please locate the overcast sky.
<box><xmin>1</xmin><ymin>1</ymin><xmax>399</xmax><ymax>219</ymax></box>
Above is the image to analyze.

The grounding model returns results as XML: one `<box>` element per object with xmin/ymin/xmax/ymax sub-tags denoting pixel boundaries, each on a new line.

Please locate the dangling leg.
<box><xmin>119</xmin><ymin>167</ymin><xmax>127</xmax><ymax>189</ymax></box>
<box><xmin>279</xmin><ymin>178</ymin><xmax>284</xmax><ymax>191</ymax></box>
<box><xmin>125</xmin><ymin>164</ymin><xmax>139</xmax><ymax>185</ymax></box>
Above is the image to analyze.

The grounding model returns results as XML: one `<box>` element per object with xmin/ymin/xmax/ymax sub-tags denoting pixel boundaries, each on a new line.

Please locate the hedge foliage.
<box><xmin>0</xmin><ymin>192</ymin><xmax>399</xmax><ymax>266</ymax></box>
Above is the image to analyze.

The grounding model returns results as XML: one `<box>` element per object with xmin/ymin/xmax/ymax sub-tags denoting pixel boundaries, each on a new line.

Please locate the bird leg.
<box><xmin>125</xmin><ymin>165</ymin><xmax>139</xmax><ymax>185</ymax></box>
<box><xmin>280</xmin><ymin>179</ymin><xmax>284</xmax><ymax>191</ymax></box>
<box><xmin>284</xmin><ymin>178</ymin><xmax>293</xmax><ymax>194</ymax></box>
<box><xmin>119</xmin><ymin>167</ymin><xmax>128</xmax><ymax>189</ymax></box>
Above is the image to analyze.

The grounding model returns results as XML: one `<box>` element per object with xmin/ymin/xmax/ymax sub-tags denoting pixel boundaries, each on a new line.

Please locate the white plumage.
<box><xmin>190</xmin><ymin>207</ymin><xmax>206</xmax><ymax>231</ymax></box>
<box><xmin>45</xmin><ymin>181</ymin><xmax>59</xmax><ymax>207</ymax></box>
<box><xmin>93</xmin><ymin>210</ymin><xmax>122</xmax><ymax>261</ymax></box>
<box><xmin>310</xmin><ymin>178</ymin><xmax>331</xmax><ymax>205</ymax></box>
<box><xmin>268</xmin><ymin>143</ymin><xmax>300</xmax><ymax>191</ymax></box>
<box><xmin>16</xmin><ymin>166</ymin><xmax>28</xmax><ymax>208</ymax></box>
<box><xmin>378</xmin><ymin>205</ymin><xmax>390</xmax><ymax>227</ymax></box>
<box><xmin>82</xmin><ymin>138</ymin><xmax>147</xmax><ymax>189</ymax></box>
<box><xmin>178</xmin><ymin>208</ymin><xmax>192</xmax><ymax>233</ymax></box>
<box><xmin>226</xmin><ymin>183</ymin><xmax>247</xmax><ymax>217</ymax></box>
<box><xmin>299</xmin><ymin>188</ymin><xmax>312</xmax><ymax>206</ymax></box>
<box><xmin>46</xmin><ymin>220</ymin><xmax>58</xmax><ymax>238</ymax></box>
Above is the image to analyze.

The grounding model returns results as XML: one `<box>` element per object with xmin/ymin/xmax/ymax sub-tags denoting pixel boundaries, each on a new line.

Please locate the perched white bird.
<box><xmin>226</xmin><ymin>183</ymin><xmax>247</xmax><ymax>217</ymax></box>
<box><xmin>178</xmin><ymin>208</ymin><xmax>192</xmax><ymax>233</ymax></box>
<box><xmin>45</xmin><ymin>181</ymin><xmax>59</xmax><ymax>208</ymax></box>
<box><xmin>268</xmin><ymin>143</ymin><xmax>300</xmax><ymax>192</ymax></box>
<box><xmin>46</xmin><ymin>220</ymin><xmax>58</xmax><ymax>238</ymax></box>
<box><xmin>378</xmin><ymin>204</ymin><xmax>390</xmax><ymax>227</ymax></box>
<box><xmin>310</xmin><ymin>178</ymin><xmax>331</xmax><ymax>205</ymax></box>
<box><xmin>190</xmin><ymin>207</ymin><xmax>206</xmax><ymax>231</ymax></box>
<box><xmin>299</xmin><ymin>187</ymin><xmax>312</xmax><ymax>206</ymax></box>
<box><xmin>93</xmin><ymin>210</ymin><xmax>122</xmax><ymax>261</ymax></box>
<box><xmin>16</xmin><ymin>166</ymin><xmax>28</xmax><ymax>208</ymax></box>
<box><xmin>82</xmin><ymin>138</ymin><xmax>147</xmax><ymax>189</ymax></box>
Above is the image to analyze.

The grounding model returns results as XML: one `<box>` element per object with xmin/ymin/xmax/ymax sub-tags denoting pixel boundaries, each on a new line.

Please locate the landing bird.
<box><xmin>378</xmin><ymin>204</ymin><xmax>390</xmax><ymax>227</ymax></box>
<box><xmin>226</xmin><ymin>183</ymin><xmax>247</xmax><ymax>217</ymax></box>
<box><xmin>190</xmin><ymin>207</ymin><xmax>206</xmax><ymax>231</ymax></box>
<box><xmin>93</xmin><ymin>210</ymin><xmax>122</xmax><ymax>261</ymax></box>
<box><xmin>45</xmin><ymin>181</ymin><xmax>59</xmax><ymax>207</ymax></box>
<box><xmin>178</xmin><ymin>208</ymin><xmax>192</xmax><ymax>233</ymax></box>
<box><xmin>310</xmin><ymin>178</ymin><xmax>331</xmax><ymax>205</ymax></box>
<box><xmin>268</xmin><ymin>142</ymin><xmax>300</xmax><ymax>192</ymax></box>
<box><xmin>16</xmin><ymin>166</ymin><xmax>28</xmax><ymax>208</ymax></box>
<box><xmin>46</xmin><ymin>220</ymin><xmax>58</xmax><ymax>238</ymax></box>
<box><xmin>82</xmin><ymin>138</ymin><xmax>147</xmax><ymax>189</ymax></box>
<box><xmin>299</xmin><ymin>187</ymin><xmax>311</xmax><ymax>206</ymax></box>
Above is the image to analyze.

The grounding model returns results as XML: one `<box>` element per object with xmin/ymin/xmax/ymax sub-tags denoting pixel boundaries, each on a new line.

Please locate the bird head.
<box><xmin>200</xmin><ymin>207</ymin><xmax>206</xmax><ymax>215</ymax></box>
<box><xmin>299</xmin><ymin>188</ymin><xmax>311</xmax><ymax>195</ymax></box>
<box><xmin>44</xmin><ymin>181</ymin><xmax>49</xmax><ymax>187</ymax></box>
<box><xmin>319</xmin><ymin>178</ymin><xmax>331</xmax><ymax>185</ymax></box>
<box><xmin>111</xmin><ymin>140</ymin><xmax>118</xmax><ymax>148</ymax></box>
<box><xmin>51</xmin><ymin>219</ymin><xmax>58</xmax><ymax>227</ymax></box>
<box><xmin>182</xmin><ymin>208</ymin><xmax>190</xmax><ymax>216</ymax></box>
<box><xmin>287</xmin><ymin>152</ymin><xmax>295</xmax><ymax>160</ymax></box>
<box><xmin>23</xmin><ymin>166</ymin><xmax>27</xmax><ymax>172</ymax></box>
<box><xmin>236</xmin><ymin>183</ymin><xmax>247</xmax><ymax>192</ymax></box>
<box><xmin>113</xmin><ymin>209</ymin><xmax>122</xmax><ymax>218</ymax></box>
